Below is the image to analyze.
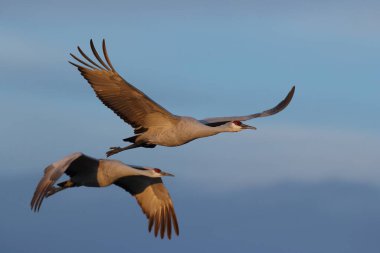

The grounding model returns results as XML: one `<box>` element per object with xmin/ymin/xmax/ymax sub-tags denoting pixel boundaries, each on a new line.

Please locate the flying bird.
<box><xmin>69</xmin><ymin>40</ymin><xmax>295</xmax><ymax>157</ymax></box>
<box><xmin>30</xmin><ymin>152</ymin><xmax>179</xmax><ymax>239</ymax></box>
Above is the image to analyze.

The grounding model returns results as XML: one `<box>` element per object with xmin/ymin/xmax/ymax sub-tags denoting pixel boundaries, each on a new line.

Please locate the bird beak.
<box><xmin>161</xmin><ymin>172</ymin><xmax>175</xmax><ymax>177</ymax></box>
<box><xmin>241</xmin><ymin>123</ymin><xmax>257</xmax><ymax>130</ymax></box>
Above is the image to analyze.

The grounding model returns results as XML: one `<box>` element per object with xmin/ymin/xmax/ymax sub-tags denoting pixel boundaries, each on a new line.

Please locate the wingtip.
<box><xmin>30</xmin><ymin>202</ymin><xmax>38</xmax><ymax>212</ymax></box>
<box><xmin>282</xmin><ymin>85</ymin><xmax>296</xmax><ymax>104</ymax></box>
<box><xmin>289</xmin><ymin>85</ymin><xmax>296</xmax><ymax>99</ymax></box>
<box><xmin>89</xmin><ymin>39</ymin><xmax>95</xmax><ymax>49</ymax></box>
<box><xmin>68</xmin><ymin>61</ymin><xmax>81</xmax><ymax>68</ymax></box>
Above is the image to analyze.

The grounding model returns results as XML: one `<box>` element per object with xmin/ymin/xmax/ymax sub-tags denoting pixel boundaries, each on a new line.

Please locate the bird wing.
<box><xmin>200</xmin><ymin>86</ymin><xmax>295</xmax><ymax>126</ymax></box>
<box><xmin>114</xmin><ymin>176</ymin><xmax>179</xmax><ymax>239</ymax></box>
<box><xmin>69</xmin><ymin>39</ymin><xmax>178</xmax><ymax>134</ymax></box>
<box><xmin>30</xmin><ymin>152</ymin><xmax>95</xmax><ymax>212</ymax></box>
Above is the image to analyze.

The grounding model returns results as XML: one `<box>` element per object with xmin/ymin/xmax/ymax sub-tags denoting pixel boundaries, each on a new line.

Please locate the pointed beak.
<box><xmin>241</xmin><ymin>123</ymin><xmax>257</xmax><ymax>130</ymax></box>
<box><xmin>161</xmin><ymin>172</ymin><xmax>175</xmax><ymax>177</ymax></box>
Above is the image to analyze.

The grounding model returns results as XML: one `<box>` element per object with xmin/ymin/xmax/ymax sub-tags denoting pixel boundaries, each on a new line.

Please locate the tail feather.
<box><xmin>57</xmin><ymin>180</ymin><xmax>71</xmax><ymax>187</ymax></box>
<box><xmin>123</xmin><ymin>135</ymin><xmax>138</xmax><ymax>143</ymax></box>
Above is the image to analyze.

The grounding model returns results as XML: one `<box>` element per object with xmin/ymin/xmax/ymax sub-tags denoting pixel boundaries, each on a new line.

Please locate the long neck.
<box><xmin>212</xmin><ymin>124</ymin><xmax>237</xmax><ymax>133</ymax></box>
<box><xmin>198</xmin><ymin>124</ymin><xmax>235</xmax><ymax>137</ymax></box>
<box><xmin>97</xmin><ymin>160</ymin><xmax>151</xmax><ymax>186</ymax></box>
<box><xmin>180</xmin><ymin>124</ymin><xmax>235</xmax><ymax>144</ymax></box>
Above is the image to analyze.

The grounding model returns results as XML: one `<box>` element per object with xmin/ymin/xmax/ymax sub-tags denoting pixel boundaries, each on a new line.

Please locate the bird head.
<box><xmin>151</xmin><ymin>168</ymin><xmax>175</xmax><ymax>177</ymax></box>
<box><xmin>228</xmin><ymin>120</ymin><xmax>257</xmax><ymax>132</ymax></box>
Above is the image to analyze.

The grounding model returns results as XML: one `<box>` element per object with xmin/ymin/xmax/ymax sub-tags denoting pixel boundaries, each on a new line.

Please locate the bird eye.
<box><xmin>153</xmin><ymin>168</ymin><xmax>161</xmax><ymax>173</ymax></box>
<box><xmin>233</xmin><ymin>121</ymin><xmax>242</xmax><ymax>126</ymax></box>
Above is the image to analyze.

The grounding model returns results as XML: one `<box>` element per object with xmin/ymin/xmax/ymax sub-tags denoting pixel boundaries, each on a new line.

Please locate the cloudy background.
<box><xmin>1</xmin><ymin>0</ymin><xmax>379</xmax><ymax>252</ymax></box>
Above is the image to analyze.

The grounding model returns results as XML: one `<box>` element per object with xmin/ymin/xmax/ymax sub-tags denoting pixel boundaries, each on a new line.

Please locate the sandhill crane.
<box><xmin>69</xmin><ymin>40</ymin><xmax>295</xmax><ymax>157</ymax></box>
<box><xmin>30</xmin><ymin>152</ymin><xmax>179</xmax><ymax>239</ymax></box>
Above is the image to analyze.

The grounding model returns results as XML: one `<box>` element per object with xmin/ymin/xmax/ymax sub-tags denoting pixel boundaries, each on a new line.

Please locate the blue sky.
<box><xmin>1</xmin><ymin>0</ymin><xmax>380</xmax><ymax>252</ymax></box>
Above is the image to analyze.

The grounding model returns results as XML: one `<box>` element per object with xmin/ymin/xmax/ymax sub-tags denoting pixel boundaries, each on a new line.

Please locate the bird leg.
<box><xmin>106</xmin><ymin>143</ymin><xmax>141</xmax><ymax>157</ymax></box>
<box><xmin>46</xmin><ymin>180</ymin><xmax>75</xmax><ymax>197</ymax></box>
<box><xmin>46</xmin><ymin>186</ymin><xmax>64</xmax><ymax>197</ymax></box>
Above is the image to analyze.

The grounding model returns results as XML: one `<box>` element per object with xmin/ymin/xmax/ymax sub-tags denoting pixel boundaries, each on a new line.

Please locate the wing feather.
<box><xmin>77</xmin><ymin>45</ymin><xmax>104</xmax><ymax>70</ymax></box>
<box><xmin>30</xmin><ymin>152</ymin><xmax>83</xmax><ymax>212</ymax></box>
<box><xmin>201</xmin><ymin>86</ymin><xmax>295</xmax><ymax>125</ymax></box>
<box><xmin>70</xmin><ymin>39</ymin><xmax>177</xmax><ymax>131</ymax></box>
<box><xmin>114</xmin><ymin>176</ymin><xmax>179</xmax><ymax>239</ymax></box>
<box><xmin>90</xmin><ymin>39</ymin><xmax>111</xmax><ymax>71</ymax></box>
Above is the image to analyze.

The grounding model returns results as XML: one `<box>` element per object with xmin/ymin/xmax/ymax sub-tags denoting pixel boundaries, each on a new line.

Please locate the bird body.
<box><xmin>91</xmin><ymin>159</ymin><xmax>145</xmax><ymax>187</ymax></box>
<box><xmin>31</xmin><ymin>152</ymin><xmax>179</xmax><ymax>239</ymax></box>
<box><xmin>131</xmin><ymin>116</ymin><xmax>235</xmax><ymax>147</ymax></box>
<box><xmin>70</xmin><ymin>40</ymin><xmax>295</xmax><ymax>156</ymax></box>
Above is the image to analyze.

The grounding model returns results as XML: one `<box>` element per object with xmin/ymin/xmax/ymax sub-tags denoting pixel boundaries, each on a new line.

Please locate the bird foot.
<box><xmin>46</xmin><ymin>187</ymin><xmax>62</xmax><ymax>197</ymax></box>
<box><xmin>106</xmin><ymin>147</ymin><xmax>123</xmax><ymax>157</ymax></box>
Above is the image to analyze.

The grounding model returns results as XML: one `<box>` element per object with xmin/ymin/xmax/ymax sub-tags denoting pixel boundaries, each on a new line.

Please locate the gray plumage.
<box><xmin>30</xmin><ymin>152</ymin><xmax>179</xmax><ymax>239</ymax></box>
<box><xmin>70</xmin><ymin>40</ymin><xmax>295</xmax><ymax>157</ymax></box>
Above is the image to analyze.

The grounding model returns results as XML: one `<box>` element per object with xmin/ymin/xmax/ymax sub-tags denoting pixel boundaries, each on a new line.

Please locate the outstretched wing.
<box><xmin>114</xmin><ymin>176</ymin><xmax>179</xmax><ymax>239</ymax></box>
<box><xmin>69</xmin><ymin>39</ymin><xmax>178</xmax><ymax>134</ymax></box>
<box><xmin>30</xmin><ymin>152</ymin><xmax>96</xmax><ymax>212</ymax></box>
<box><xmin>200</xmin><ymin>86</ymin><xmax>295</xmax><ymax>126</ymax></box>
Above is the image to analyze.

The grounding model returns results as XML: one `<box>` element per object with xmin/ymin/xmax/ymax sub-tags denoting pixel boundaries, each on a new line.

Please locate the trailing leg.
<box><xmin>106</xmin><ymin>142</ymin><xmax>156</xmax><ymax>157</ymax></box>
<box><xmin>46</xmin><ymin>180</ymin><xmax>75</xmax><ymax>197</ymax></box>
<box><xmin>106</xmin><ymin>143</ymin><xmax>142</xmax><ymax>157</ymax></box>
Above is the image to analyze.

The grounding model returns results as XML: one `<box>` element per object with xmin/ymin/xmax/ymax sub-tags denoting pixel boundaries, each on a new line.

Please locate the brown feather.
<box><xmin>154</xmin><ymin>208</ymin><xmax>161</xmax><ymax>237</ymax></box>
<box><xmin>70</xmin><ymin>40</ymin><xmax>178</xmax><ymax>131</ymax></box>
<box><xmin>148</xmin><ymin>215</ymin><xmax>154</xmax><ymax>232</ymax></box>
<box><xmin>90</xmin><ymin>39</ymin><xmax>111</xmax><ymax>71</ymax></box>
<box><xmin>77</xmin><ymin>46</ymin><xmax>105</xmax><ymax>70</ymax></box>
<box><xmin>170</xmin><ymin>204</ymin><xmax>180</xmax><ymax>236</ymax></box>
<box><xmin>114</xmin><ymin>176</ymin><xmax>179</xmax><ymax>239</ymax></box>
<box><xmin>68</xmin><ymin>61</ymin><xmax>83</xmax><ymax>69</ymax></box>
<box><xmin>102</xmin><ymin>39</ymin><xmax>115</xmax><ymax>71</ymax></box>
<box><xmin>70</xmin><ymin>53</ymin><xmax>96</xmax><ymax>69</ymax></box>
<box><xmin>160</xmin><ymin>207</ymin><xmax>166</xmax><ymax>239</ymax></box>
<box><xmin>166</xmin><ymin>205</ymin><xmax>172</xmax><ymax>239</ymax></box>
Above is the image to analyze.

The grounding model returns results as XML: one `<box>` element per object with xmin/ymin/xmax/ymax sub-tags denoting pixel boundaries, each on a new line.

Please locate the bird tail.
<box><xmin>122</xmin><ymin>136</ymin><xmax>156</xmax><ymax>148</ymax></box>
<box><xmin>57</xmin><ymin>180</ymin><xmax>75</xmax><ymax>188</ymax></box>
<box><xmin>123</xmin><ymin>135</ymin><xmax>138</xmax><ymax>143</ymax></box>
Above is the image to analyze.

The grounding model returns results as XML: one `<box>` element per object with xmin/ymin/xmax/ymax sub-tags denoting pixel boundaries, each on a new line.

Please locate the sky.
<box><xmin>1</xmin><ymin>0</ymin><xmax>380</xmax><ymax>252</ymax></box>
